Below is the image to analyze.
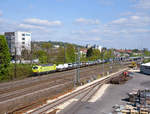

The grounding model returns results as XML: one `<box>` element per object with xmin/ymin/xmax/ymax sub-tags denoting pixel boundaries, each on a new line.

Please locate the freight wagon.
<box><xmin>140</xmin><ymin>62</ymin><xmax>150</xmax><ymax>75</ymax></box>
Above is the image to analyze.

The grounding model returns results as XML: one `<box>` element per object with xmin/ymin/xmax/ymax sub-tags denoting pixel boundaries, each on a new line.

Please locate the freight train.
<box><xmin>32</xmin><ymin>60</ymin><xmax>103</xmax><ymax>75</ymax></box>
<box><xmin>32</xmin><ymin>57</ymin><xmax>134</xmax><ymax>75</ymax></box>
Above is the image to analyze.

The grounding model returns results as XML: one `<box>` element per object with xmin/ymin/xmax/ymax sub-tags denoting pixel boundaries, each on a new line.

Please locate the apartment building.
<box><xmin>5</xmin><ymin>31</ymin><xmax>31</xmax><ymax>56</ymax></box>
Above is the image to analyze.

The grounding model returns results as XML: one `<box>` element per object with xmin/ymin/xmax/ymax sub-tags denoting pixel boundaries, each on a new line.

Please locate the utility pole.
<box><xmin>75</xmin><ymin>47</ymin><xmax>80</xmax><ymax>86</ymax></box>
<box><xmin>102</xmin><ymin>51</ymin><xmax>105</xmax><ymax>76</ymax></box>
<box><xmin>64</xmin><ymin>44</ymin><xmax>66</xmax><ymax>63</ymax></box>
<box><xmin>14</xmin><ymin>47</ymin><xmax>17</xmax><ymax>79</ymax></box>
<box><xmin>110</xmin><ymin>49</ymin><xmax>113</xmax><ymax>73</ymax></box>
<box><xmin>30</xmin><ymin>48</ymin><xmax>33</xmax><ymax>65</ymax></box>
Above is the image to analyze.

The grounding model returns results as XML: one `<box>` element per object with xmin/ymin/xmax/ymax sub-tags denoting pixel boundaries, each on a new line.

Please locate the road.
<box><xmin>57</xmin><ymin>72</ymin><xmax>150</xmax><ymax>114</ymax></box>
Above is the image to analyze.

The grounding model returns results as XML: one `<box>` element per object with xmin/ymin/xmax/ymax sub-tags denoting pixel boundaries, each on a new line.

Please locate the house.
<box><xmin>80</xmin><ymin>48</ymin><xmax>87</xmax><ymax>56</ymax></box>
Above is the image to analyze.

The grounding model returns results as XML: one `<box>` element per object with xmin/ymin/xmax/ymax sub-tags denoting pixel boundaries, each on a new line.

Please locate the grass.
<box><xmin>0</xmin><ymin>64</ymin><xmax>33</xmax><ymax>83</ymax></box>
<box><xmin>143</xmin><ymin>59</ymin><xmax>150</xmax><ymax>63</ymax></box>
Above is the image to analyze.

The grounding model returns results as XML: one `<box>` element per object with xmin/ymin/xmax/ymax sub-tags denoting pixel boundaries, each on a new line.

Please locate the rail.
<box><xmin>29</xmin><ymin>68</ymin><xmax>128</xmax><ymax>114</ymax></box>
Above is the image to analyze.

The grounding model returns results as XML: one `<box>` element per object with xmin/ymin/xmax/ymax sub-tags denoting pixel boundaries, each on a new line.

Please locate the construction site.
<box><xmin>0</xmin><ymin>60</ymin><xmax>149</xmax><ymax>114</ymax></box>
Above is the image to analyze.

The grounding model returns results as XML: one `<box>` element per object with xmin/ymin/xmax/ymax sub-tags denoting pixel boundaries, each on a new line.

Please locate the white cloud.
<box><xmin>75</xmin><ymin>18</ymin><xmax>100</xmax><ymax>25</ymax></box>
<box><xmin>110</xmin><ymin>15</ymin><xmax>150</xmax><ymax>27</ymax></box>
<box><xmin>112</xmin><ymin>18</ymin><xmax>128</xmax><ymax>24</ymax></box>
<box><xmin>99</xmin><ymin>0</ymin><xmax>114</xmax><ymax>6</ymax></box>
<box><xmin>89</xmin><ymin>37</ymin><xmax>101</xmax><ymax>41</ymax></box>
<box><xmin>130</xmin><ymin>15</ymin><xmax>140</xmax><ymax>20</ymax></box>
<box><xmin>72</xmin><ymin>30</ymin><xmax>87</xmax><ymax>34</ymax></box>
<box><xmin>0</xmin><ymin>10</ymin><xmax>3</xmax><ymax>16</ymax></box>
<box><xmin>134</xmin><ymin>0</ymin><xmax>150</xmax><ymax>9</ymax></box>
<box><xmin>90</xmin><ymin>29</ymin><xmax>100</xmax><ymax>33</ymax></box>
<box><xmin>130</xmin><ymin>28</ymin><xmax>150</xmax><ymax>33</ymax></box>
<box><xmin>24</xmin><ymin>18</ymin><xmax>62</xmax><ymax>27</ymax></box>
<box><xmin>19</xmin><ymin>24</ymin><xmax>45</xmax><ymax>29</ymax></box>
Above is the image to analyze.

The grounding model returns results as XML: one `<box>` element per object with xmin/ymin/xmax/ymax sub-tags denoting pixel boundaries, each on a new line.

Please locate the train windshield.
<box><xmin>33</xmin><ymin>66</ymin><xmax>38</xmax><ymax>69</ymax></box>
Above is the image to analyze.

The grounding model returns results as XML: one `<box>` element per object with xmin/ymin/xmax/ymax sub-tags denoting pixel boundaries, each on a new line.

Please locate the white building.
<box><xmin>86</xmin><ymin>44</ymin><xmax>92</xmax><ymax>49</ymax></box>
<box><xmin>5</xmin><ymin>31</ymin><xmax>31</xmax><ymax>56</ymax></box>
<box><xmin>93</xmin><ymin>45</ymin><xmax>102</xmax><ymax>52</ymax></box>
<box><xmin>140</xmin><ymin>62</ymin><xmax>150</xmax><ymax>75</ymax></box>
<box><xmin>53</xmin><ymin>45</ymin><xmax>60</xmax><ymax>48</ymax></box>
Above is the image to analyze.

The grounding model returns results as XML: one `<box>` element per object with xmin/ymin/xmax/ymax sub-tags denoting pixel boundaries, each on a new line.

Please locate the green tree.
<box><xmin>86</xmin><ymin>48</ymin><xmax>93</xmax><ymax>58</ymax></box>
<box><xmin>33</xmin><ymin>50</ymin><xmax>47</xmax><ymax>64</ymax></box>
<box><xmin>143</xmin><ymin>49</ymin><xmax>150</xmax><ymax>56</ymax></box>
<box><xmin>86</xmin><ymin>48</ymin><xmax>101</xmax><ymax>61</ymax></box>
<box><xmin>0</xmin><ymin>35</ymin><xmax>11</xmax><ymax>79</ymax></box>
<box><xmin>21</xmin><ymin>49</ymin><xmax>30</xmax><ymax>60</ymax></box>
<box><xmin>42</xmin><ymin>43</ymin><xmax>52</xmax><ymax>63</ymax></box>
<box><xmin>132</xmin><ymin>49</ymin><xmax>139</xmax><ymax>53</ymax></box>
<box><xmin>102</xmin><ymin>49</ymin><xmax>114</xmax><ymax>60</ymax></box>
<box><xmin>54</xmin><ymin>46</ymin><xmax>65</xmax><ymax>64</ymax></box>
<box><xmin>65</xmin><ymin>44</ymin><xmax>76</xmax><ymax>63</ymax></box>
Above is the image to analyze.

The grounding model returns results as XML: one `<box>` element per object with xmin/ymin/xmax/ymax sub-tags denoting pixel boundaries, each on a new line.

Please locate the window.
<box><xmin>22</xmin><ymin>46</ymin><xmax>25</xmax><ymax>48</ymax></box>
<box><xmin>26</xmin><ymin>34</ymin><xmax>30</xmax><ymax>36</ymax></box>
<box><xmin>22</xmin><ymin>42</ymin><xmax>25</xmax><ymax>44</ymax></box>
<box><xmin>22</xmin><ymin>34</ymin><xmax>25</xmax><ymax>36</ymax></box>
<box><xmin>33</xmin><ymin>66</ymin><xmax>38</xmax><ymax>69</ymax></box>
<box><xmin>22</xmin><ymin>38</ymin><xmax>25</xmax><ymax>40</ymax></box>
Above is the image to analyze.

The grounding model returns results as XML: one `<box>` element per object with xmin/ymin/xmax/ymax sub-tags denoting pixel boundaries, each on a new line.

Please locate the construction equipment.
<box><xmin>129</xmin><ymin>61</ymin><xmax>137</xmax><ymax>68</ymax></box>
<box><xmin>110</xmin><ymin>71</ymin><xmax>132</xmax><ymax>84</ymax></box>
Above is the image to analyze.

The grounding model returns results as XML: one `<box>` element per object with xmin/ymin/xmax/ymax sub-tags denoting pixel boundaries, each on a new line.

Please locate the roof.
<box><xmin>116</xmin><ymin>49</ymin><xmax>132</xmax><ymax>53</ymax></box>
<box><xmin>141</xmin><ymin>62</ymin><xmax>150</xmax><ymax>67</ymax></box>
<box><xmin>80</xmin><ymin>48</ymin><xmax>87</xmax><ymax>53</ymax></box>
<box><xmin>41</xmin><ymin>64</ymin><xmax>54</xmax><ymax>66</ymax></box>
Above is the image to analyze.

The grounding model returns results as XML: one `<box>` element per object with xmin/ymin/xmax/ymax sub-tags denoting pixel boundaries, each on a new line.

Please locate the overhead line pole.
<box><xmin>75</xmin><ymin>47</ymin><xmax>80</xmax><ymax>86</ymax></box>
<box><xmin>64</xmin><ymin>44</ymin><xmax>66</xmax><ymax>63</ymax></box>
<box><xmin>14</xmin><ymin>47</ymin><xmax>17</xmax><ymax>79</ymax></box>
<box><xmin>102</xmin><ymin>51</ymin><xmax>104</xmax><ymax>77</ymax></box>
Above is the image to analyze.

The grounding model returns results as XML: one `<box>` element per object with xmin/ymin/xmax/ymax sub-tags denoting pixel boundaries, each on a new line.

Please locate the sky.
<box><xmin>0</xmin><ymin>0</ymin><xmax>150</xmax><ymax>49</ymax></box>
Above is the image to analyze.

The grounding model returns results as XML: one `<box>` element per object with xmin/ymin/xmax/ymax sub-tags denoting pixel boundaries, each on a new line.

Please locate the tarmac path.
<box><xmin>58</xmin><ymin>72</ymin><xmax>150</xmax><ymax>114</ymax></box>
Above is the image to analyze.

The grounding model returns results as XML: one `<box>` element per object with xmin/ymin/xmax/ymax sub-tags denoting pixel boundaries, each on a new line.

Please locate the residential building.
<box><xmin>80</xmin><ymin>48</ymin><xmax>87</xmax><ymax>56</ymax></box>
<box><xmin>86</xmin><ymin>44</ymin><xmax>92</xmax><ymax>48</ymax></box>
<box><xmin>53</xmin><ymin>45</ymin><xmax>60</xmax><ymax>48</ymax></box>
<box><xmin>86</xmin><ymin>44</ymin><xmax>102</xmax><ymax>52</ymax></box>
<box><xmin>92</xmin><ymin>45</ymin><xmax>102</xmax><ymax>52</ymax></box>
<box><xmin>5</xmin><ymin>31</ymin><xmax>31</xmax><ymax>56</ymax></box>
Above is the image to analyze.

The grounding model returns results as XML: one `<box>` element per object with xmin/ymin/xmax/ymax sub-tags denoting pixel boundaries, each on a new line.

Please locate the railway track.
<box><xmin>0</xmin><ymin>68</ymin><xmax>100</xmax><ymax>102</ymax></box>
<box><xmin>0</xmin><ymin>63</ymin><xmax>121</xmax><ymax>95</ymax></box>
<box><xmin>0</xmin><ymin>65</ymin><xmax>100</xmax><ymax>94</ymax></box>
<box><xmin>29</xmin><ymin>68</ymin><xmax>127</xmax><ymax>114</ymax></box>
<box><xmin>0</xmin><ymin>63</ymin><xmax>128</xmax><ymax>114</ymax></box>
<box><xmin>0</xmin><ymin>62</ymin><xmax>126</xmax><ymax>91</ymax></box>
<box><xmin>0</xmin><ymin>64</ymin><xmax>102</xmax><ymax>91</ymax></box>
<box><xmin>0</xmin><ymin>63</ymin><xmax>124</xmax><ymax>102</ymax></box>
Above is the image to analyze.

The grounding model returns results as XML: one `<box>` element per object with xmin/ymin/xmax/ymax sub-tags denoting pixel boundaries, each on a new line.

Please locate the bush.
<box><xmin>0</xmin><ymin>35</ymin><xmax>11</xmax><ymax>80</ymax></box>
<box><xmin>0</xmin><ymin>64</ymin><xmax>33</xmax><ymax>82</ymax></box>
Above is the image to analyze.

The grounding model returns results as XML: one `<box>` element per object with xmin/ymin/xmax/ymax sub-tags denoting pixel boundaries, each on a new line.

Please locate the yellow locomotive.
<box><xmin>32</xmin><ymin>64</ymin><xmax>56</xmax><ymax>74</ymax></box>
<box><xmin>129</xmin><ymin>61</ymin><xmax>137</xmax><ymax>68</ymax></box>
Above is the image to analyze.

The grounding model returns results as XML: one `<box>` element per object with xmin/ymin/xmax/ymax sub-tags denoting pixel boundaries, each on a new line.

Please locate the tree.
<box><xmin>33</xmin><ymin>50</ymin><xmax>47</xmax><ymax>64</ymax></box>
<box><xmin>42</xmin><ymin>43</ymin><xmax>52</xmax><ymax>63</ymax></box>
<box><xmin>0</xmin><ymin>35</ymin><xmax>11</xmax><ymax>79</ymax></box>
<box><xmin>143</xmin><ymin>48</ymin><xmax>150</xmax><ymax>56</ymax></box>
<box><xmin>101</xmin><ymin>49</ymin><xmax>114</xmax><ymax>60</ymax></box>
<box><xmin>86</xmin><ymin>48</ymin><xmax>93</xmax><ymax>58</ymax></box>
<box><xmin>132</xmin><ymin>49</ymin><xmax>139</xmax><ymax>53</ymax></box>
<box><xmin>65</xmin><ymin>44</ymin><xmax>76</xmax><ymax>63</ymax></box>
<box><xmin>86</xmin><ymin>48</ymin><xmax>101</xmax><ymax>61</ymax></box>
<box><xmin>21</xmin><ymin>49</ymin><xmax>30</xmax><ymax>60</ymax></box>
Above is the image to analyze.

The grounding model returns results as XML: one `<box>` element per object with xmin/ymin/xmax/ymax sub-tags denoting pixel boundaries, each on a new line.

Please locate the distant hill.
<box><xmin>32</xmin><ymin>40</ymin><xmax>84</xmax><ymax>48</ymax></box>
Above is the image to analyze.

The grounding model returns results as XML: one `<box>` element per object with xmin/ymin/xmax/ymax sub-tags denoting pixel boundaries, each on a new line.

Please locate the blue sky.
<box><xmin>0</xmin><ymin>0</ymin><xmax>150</xmax><ymax>49</ymax></box>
